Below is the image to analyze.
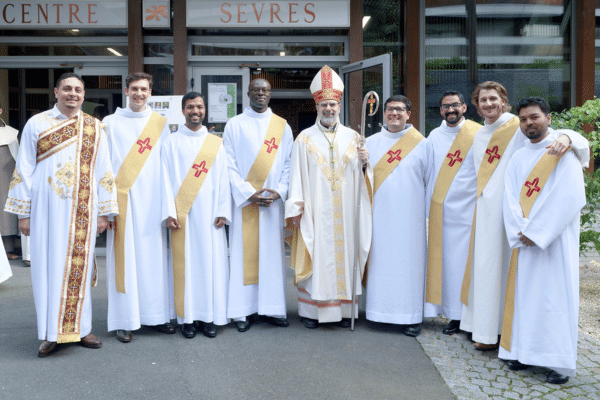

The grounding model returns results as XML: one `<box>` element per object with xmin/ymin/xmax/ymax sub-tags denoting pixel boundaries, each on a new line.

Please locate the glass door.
<box><xmin>76</xmin><ymin>66</ymin><xmax>128</xmax><ymax>117</ymax></box>
<box><xmin>339</xmin><ymin>53</ymin><xmax>392</xmax><ymax>138</ymax></box>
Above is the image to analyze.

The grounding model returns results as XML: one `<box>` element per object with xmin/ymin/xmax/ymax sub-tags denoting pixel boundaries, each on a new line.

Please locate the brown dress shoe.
<box><xmin>474</xmin><ymin>341</ymin><xmax>499</xmax><ymax>351</ymax></box>
<box><xmin>38</xmin><ymin>341</ymin><xmax>58</xmax><ymax>358</ymax></box>
<box><xmin>80</xmin><ymin>333</ymin><xmax>102</xmax><ymax>349</ymax></box>
<box><xmin>115</xmin><ymin>330</ymin><xmax>132</xmax><ymax>343</ymax></box>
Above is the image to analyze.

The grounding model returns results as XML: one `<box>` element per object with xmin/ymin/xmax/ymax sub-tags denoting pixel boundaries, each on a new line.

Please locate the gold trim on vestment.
<box><xmin>500</xmin><ymin>150</ymin><xmax>566</xmax><ymax>351</ymax></box>
<box><xmin>460</xmin><ymin>117</ymin><xmax>520</xmax><ymax>305</ymax></box>
<box><xmin>113</xmin><ymin>112</ymin><xmax>167</xmax><ymax>293</ymax></box>
<box><xmin>372</xmin><ymin>128</ymin><xmax>424</xmax><ymax>194</ymax></box>
<box><xmin>425</xmin><ymin>120</ymin><xmax>480</xmax><ymax>305</ymax></box>
<box><xmin>36</xmin><ymin>116</ymin><xmax>80</xmax><ymax>163</ymax></box>
<box><xmin>242</xmin><ymin>114</ymin><xmax>286</xmax><ymax>285</ymax></box>
<box><xmin>171</xmin><ymin>134</ymin><xmax>222</xmax><ymax>319</ymax></box>
<box><xmin>56</xmin><ymin>112</ymin><xmax>101</xmax><ymax>343</ymax></box>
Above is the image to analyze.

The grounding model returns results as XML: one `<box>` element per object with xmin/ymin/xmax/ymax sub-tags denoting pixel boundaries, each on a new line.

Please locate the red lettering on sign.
<box><xmin>53</xmin><ymin>4</ymin><xmax>63</xmax><ymax>23</ymax></box>
<box><xmin>270</xmin><ymin>3</ymin><xmax>282</xmax><ymax>23</ymax></box>
<box><xmin>221</xmin><ymin>3</ymin><xmax>232</xmax><ymax>23</ymax></box>
<box><xmin>21</xmin><ymin>3</ymin><xmax>31</xmax><ymax>24</ymax></box>
<box><xmin>289</xmin><ymin>3</ymin><xmax>298</xmax><ymax>23</ymax></box>
<box><xmin>237</xmin><ymin>3</ymin><xmax>247</xmax><ymax>23</ymax></box>
<box><xmin>252</xmin><ymin>3</ymin><xmax>264</xmax><ymax>22</ymax></box>
<box><xmin>88</xmin><ymin>4</ymin><xmax>97</xmax><ymax>23</ymax></box>
<box><xmin>37</xmin><ymin>4</ymin><xmax>48</xmax><ymax>23</ymax></box>
<box><xmin>69</xmin><ymin>4</ymin><xmax>82</xmax><ymax>24</ymax></box>
<box><xmin>3</xmin><ymin>4</ymin><xmax>15</xmax><ymax>24</ymax></box>
<box><xmin>304</xmin><ymin>3</ymin><xmax>315</xmax><ymax>23</ymax></box>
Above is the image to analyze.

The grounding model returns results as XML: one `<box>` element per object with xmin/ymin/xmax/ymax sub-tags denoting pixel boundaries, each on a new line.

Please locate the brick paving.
<box><xmin>417</xmin><ymin>318</ymin><xmax>600</xmax><ymax>399</ymax></box>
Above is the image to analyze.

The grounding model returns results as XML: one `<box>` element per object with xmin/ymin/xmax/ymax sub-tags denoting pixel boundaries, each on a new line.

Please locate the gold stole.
<box><xmin>37</xmin><ymin>112</ymin><xmax>101</xmax><ymax>343</ymax></box>
<box><xmin>114</xmin><ymin>112</ymin><xmax>167</xmax><ymax>293</ymax></box>
<box><xmin>460</xmin><ymin>116</ymin><xmax>520</xmax><ymax>305</ymax></box>
<box><xmin>242</xmin><ymin>114</ymin><xmax>286</xmax><ymax>285</ymax></box>
<box><xmin>372</xmin><ymin>127</ymin><xmax>424</xmax><ymax>194</ymax></box>
<box><xmin>171</xmin><ymin>134</ymin><xmax>223</xmax><ymax>319</ymax></box>
<box><xmin>500</xmin><ymin>150</ymin><xmax>565</xmax><ymax>351</ymax></box>
<box><xmin>425</xmin><ymin>120</ymin><xmax>480</xmax><ymax>304</ymax></box>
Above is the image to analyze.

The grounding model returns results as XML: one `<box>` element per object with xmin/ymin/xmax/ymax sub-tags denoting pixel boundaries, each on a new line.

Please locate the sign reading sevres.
<box><xmin>186</xmin><ymin>1</ymin><xmax>350</xmax><ymax>28</ymax></box>
<box><xmin>0</xmin><ymin>0</ymin><xmax>127</xmax><ymax>28</ymax></box>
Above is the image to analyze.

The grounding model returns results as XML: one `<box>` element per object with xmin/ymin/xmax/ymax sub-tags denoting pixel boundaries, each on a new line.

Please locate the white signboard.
<box><xmin>143</xmin><ymin>0</ymin><xmax>170</xmax><ymax>28</ymax></box>
<box><xmin>207</xmin><ymin>83</ymin><xmax>236</xmax><ymax>123</ymax></box>
<box><xmin>144</xmin><ymin>96</ymin><xmax>186</xmax><ymax>134</ymax></box>
<box><xmin>0</xmin><ymin>0</ymin><xmax>127</xmax><ymax>28</ymax></box>
<box><xmin>187</xmin><ymin>0</ymin><xmax>349</xmax><ymax>28</ymax></box>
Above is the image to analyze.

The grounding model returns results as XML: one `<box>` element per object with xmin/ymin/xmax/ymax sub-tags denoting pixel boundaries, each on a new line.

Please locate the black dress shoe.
<box><xmin>152</xmin><ymin>323</ymin><xmax>175</xmax><ymax>334</ymax></box>
<box><xmin>404</xmin><ymin>323</ymin><xmax>422</xmax><ymax>337</ymax></box>
<box><xmin>547</xmin><ymin>370</ymin><xmax>569</xmax><ymax>384</ymax></box>
<box><xmin>263</xmin><ymin>316</ymin><xmax>290</xmax><ymax>327</ymax></box>
<box><xmin>235</xmin><ymin>320</ymin><xmax>251</xmax><ymax>332</ymax></box>
<box><xmin>38</xmin><ymin>341</ymin><xmax>59</xmax><ymax>358</ymax></box>
<box><xmin>301</xmin><ymin>317</ymin><xmax>319</xmax><ymax>329</ymax></box>
<box><xmin>115</xmin><ymin>329</ymin><xmax>132</xmax><ymax>343</ymax></box>
<box><xmin>181</xmin><ymin>323</ymin><xmax>197</xmax><ymax>339</ymax></box>
<box><xmin>442</xmin><ymin>320</ymin><xmax>460</xmax><ymax>335</ymax></box>
<box><xmin>506</xmin><ymin>360</ymin><xmax>529</xmax><ymax>371</ymax></box>
<box><xmin>336</xmin><ymin>319</ymin><xmax>351</xmax><ymax>328</ymax></box>
<box><xmin>203</xmin><ymin>322</ymin><xmax>218</xmax><ymax>338</ymax></box>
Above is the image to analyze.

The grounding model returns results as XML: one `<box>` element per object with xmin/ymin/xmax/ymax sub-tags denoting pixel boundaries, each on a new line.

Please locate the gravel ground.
<box><xmin>579</xmin><ymin>260</ymin><xmax>600</xmax><ymax>342</ymax></box>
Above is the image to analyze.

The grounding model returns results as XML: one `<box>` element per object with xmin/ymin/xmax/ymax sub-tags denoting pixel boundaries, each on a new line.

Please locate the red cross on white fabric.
<box><xmin>264</xmin><ymin>137</ymin><xmax>279</xmax><ymax>153</ymax></box>
<box><xmin>525</xmin><ymin>177</ymin><xmax>541</xmax><ymax>197</ymax></box>
<box><xmin>387</xmin><ymin>149</ymin><xmax>402</xmax><ymax>163</ymax></box>
<box><xmin>137</xmin><ymin>137</ymin><xmax>152</xmax><ymax>154</ymax></box>
<box><xmin>485</xmin><ymin>145</ymin><xmax>501</xmax><ymax>164</ymax></box>
<box><xmin>192</xmin><ymin>161</ymin><xmax>208</xmax><ymax>178</ymax></box>
<box><xmin>446</xmin><ymin>150</ymin><xmax>463</xmax><ymax>167</ymax></box>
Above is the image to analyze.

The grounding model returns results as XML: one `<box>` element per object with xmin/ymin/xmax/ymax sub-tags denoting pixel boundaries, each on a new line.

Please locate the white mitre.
<box><xmin>310</xmin><ymin>65</ymin><xmax>344</xmax><ymax>104</ymax></box>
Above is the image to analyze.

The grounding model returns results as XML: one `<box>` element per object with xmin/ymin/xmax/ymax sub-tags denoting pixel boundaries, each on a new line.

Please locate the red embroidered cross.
<box><xmin>446</xmin><ymin>150</ymin><xmax>463</xmax><ymax>167</ymax></box>
<box><xmin>485</xmin><ymin>146</ymin><xmax>501</xmax><ymax>164</ymax></box>
<box><xmin>192</xmin><ymin>161</ymin><xmax>208</xmax><ymax>178</ymax></box>
<box><xmin>525</xmin><ymin>177</ymin><xmax>541</xmax><ymax>197</ymax></box>
<box><xmin>264</xmin><ymin>137</ymin><xmax>279</xmax><ymax>153</ymax></box>
<box><xmin>387</xmin><ymin>149</ymin><xmax>402</xmax><ymax>163</ymax></box>
<box><xmin>137</xmin><ymin>138</ymin><xmax>152</xmax><ymax>154</ymax></box>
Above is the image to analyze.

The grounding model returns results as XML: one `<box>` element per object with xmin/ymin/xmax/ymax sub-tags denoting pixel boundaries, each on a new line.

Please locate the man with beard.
<box><xmin>460</xmin><ymin>81</ymin><xmax>589</xmax><ymax>351</ymax></box>
<box><xmin>500</xmin><ymin>97</ymin><xmax>584</xmax><ymax>384</ymax></box>
<box><xmin>104</xmin><ymin>72</ymin><xmax>175</xmax><ymax>343</ymax></box>
<box><xmin>423</xmin><ymin>91</ymin><xmax>481</xmax><ymax>335</ymax></box>
<box><xmin>161</xmin><ymin>92</ymin><xmax>231</xmax><ymax>339</ymax></box>
<box><xmin>285</xmin><ymin>66</ymin><xmax>372</xmax><ymax>329</ymax></box>
<box><xmin>364</xmin><ymin>95</ymin><xmax>431</xmax><ymax>337</ymax></box>
<box><xmin>224</xmin><ymin>79</ymin><xmax>293</xmax><ymax>332</ymax></box>
<box><xmin>4</xmin><ymin>73</ymin><xmax>117</xmax><ymax>356</ymax></box>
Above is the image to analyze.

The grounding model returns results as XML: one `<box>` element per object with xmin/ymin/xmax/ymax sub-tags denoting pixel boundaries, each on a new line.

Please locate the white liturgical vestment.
<box><xmin>500</xmin><ymin>131</ymin><xmax>584</xmax><ymax>377</ymax></box>
<box><xmin>161</xmin><ymin>125</ymin><xmax>231</xmax><ymax>326</ymax></box>
<box><xmin>224</xmin><ymin>107</ymin><xmax>293</xmax><ymax>320</ymax></box>
<box><xmin>365</xmin><ymin>125</ymin><xmax>431</xmax><ymax>324</ymax></box>
<box><xmin>285</xmin><ymin>122</ymin><xmax>372</xmax><ymax>322</ymax></box>
<box><xmin>4</xmin><ymin>106</ymin><xmax>117</xmax><ymax>341</ymax></box>
<box><xmin>424</xmin><ymin>119</ymin><xmax>478</xmax><ymax>320</ymax></box>
<box><xmin>103</xmin><ymin>107</ymin><xmax>174</xmax><ymax>331</ymax></box>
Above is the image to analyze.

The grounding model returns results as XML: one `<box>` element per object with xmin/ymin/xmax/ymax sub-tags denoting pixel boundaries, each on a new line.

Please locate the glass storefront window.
<box><xmin>7</xmin><ymin>44</ymin><xmax>127</xmax><ymax>57</ymax></box>
<box><xmin>145</xmin><ymin>64</ymin><xmax>173</xmax><ymax>96</ymax></box>
<box><xmin>191</xmin><ymin>42</ymin><xmax>344</xmax><ymax>57</ymax></box>
<box><xmin>425</xmin><ymin>0</ymin><xmax>571</xmax><ymax>134</ymax></box>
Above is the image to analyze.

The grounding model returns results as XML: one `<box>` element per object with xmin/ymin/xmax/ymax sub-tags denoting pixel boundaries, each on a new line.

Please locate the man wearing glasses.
<box><xmin>286</xmin><ymin>66</ymin><xmax>371</xmax><ymax>329</ymax></box>
<box><xmin>364</xmin><ymin>95</ymin><xmax>430</xmax><ymax>337</ymax></box>
<box><xmin>224</xmin><ymin>79</ymin><xmax>294</xmax><ymax>332</ymax></box>
<box><xmin>423</xmin><ymin>91</ymin><xmax>481</xmax><ymax>336</ymax></box>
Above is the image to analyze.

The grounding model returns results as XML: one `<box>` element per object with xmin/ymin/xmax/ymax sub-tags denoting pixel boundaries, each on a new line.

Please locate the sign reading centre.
<box><xmin>187</xmin><ymin>1</ymin><xmax>350</xmax><ymax>28</ymax></box>
<box><xmin>0</xmin><ymin>0</ymin><xmax>127</xmax><ymax>28</ymax></box>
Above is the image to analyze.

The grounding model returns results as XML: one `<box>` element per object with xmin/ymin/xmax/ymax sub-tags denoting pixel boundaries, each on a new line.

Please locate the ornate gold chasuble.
<box><xmin>460</xmin><ymin>116</ymin><xmax>520</xmax><ymax>305</ymax></box>
<box><xmin>242</xmin><ymin>114</ymin><xmax>286</xmax><ymax>285</ymax></box>
<box><xmin>425</xmin><ymin>120</ymin><xmax>480</xmax><ymax>305</ymax></box>
<box><xmin>500</xmin><ymin>150</ymin><xmax>566</xmax><ymax>351</ymax></box>
<box><xmin>171</xmin><ymin>134</ymin><xmax>222</xmax><ymax>318</ymax></box>
<box><xmin>113</xmin><ymin>112</ymin><xmax>167</xmax><ymax>293</ymax></box>
<box><xmin>36</xmin><ymin>111</ymin><xmax>102</xmax><ymax>344</ymax></box>
<box><xmin>287</xmin><ymin>129</ymin><xmax>358</xmax><ymax>300</ymax></box>
<box><xmin>371</xmin><ymin>127</ymin><xmax>424</xmax><ymax>194</ymax></box>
